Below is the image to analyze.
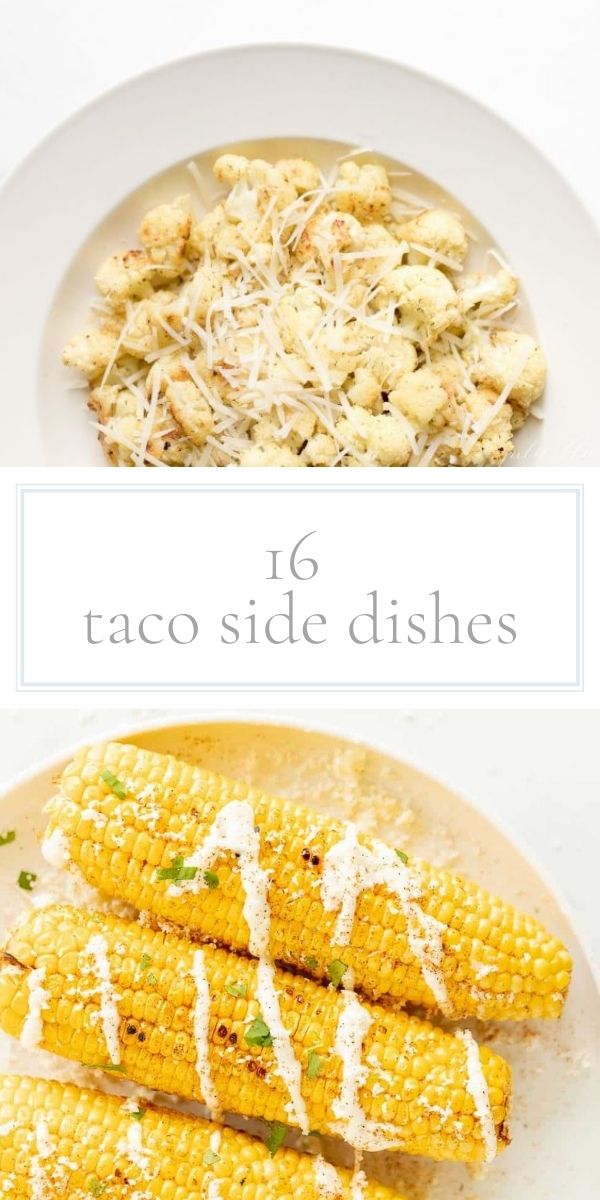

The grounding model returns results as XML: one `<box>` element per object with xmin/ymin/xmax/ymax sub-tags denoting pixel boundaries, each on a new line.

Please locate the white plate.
<box><xmin>0</xmin><ymin>44</ymin><xmax>599</xmax><ymax>467</ymax></box>
<box><xmin>0</xmin><ymin>715</ymin><xmax>597</xmax><ymax>1199</ymax></box>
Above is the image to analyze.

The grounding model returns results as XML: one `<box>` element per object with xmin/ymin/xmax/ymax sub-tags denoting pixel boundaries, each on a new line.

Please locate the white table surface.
<box><xmin>0</xmin><ymin>708</ymin><xmax>597</xmax><ymax>972</ymax></box>
<box><xmin>1</xmin><ymin>0</ymin><xmax>599</xmax><ymax>224</ymax></box>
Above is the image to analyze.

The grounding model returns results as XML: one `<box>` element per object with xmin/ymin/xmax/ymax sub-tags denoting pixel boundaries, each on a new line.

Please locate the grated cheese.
<box><xmin>87</xmin><ymin>934</ymin><xmax>122</xmax><ymax>1065</ymax></box>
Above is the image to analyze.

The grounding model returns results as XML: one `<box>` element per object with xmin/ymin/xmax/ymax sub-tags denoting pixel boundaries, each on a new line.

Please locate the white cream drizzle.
<box><xmin>174</xmin><ymin>800</ymin><xmax>271</xmax><ymax>957</ymax></box>
<box><xmin>330</xmin><ymin>991</ymin><xmax>392</xmax><ymax>1152</ymax></box>
<box><xmin>87</xmin><ymin>934</ymin><xmax>121</xmax><ymax>1065</ymax></box>
<box><xmin>321</xmin><ymin>823</ymin><xmax>451</xmax><ymax>1014</ymax></box>
<box><xmin>191</xmin><ymin>948</ymin><xmax>221</xmax><ymax>1116</ymax></box>
<box><xmin>256</xmin><ymin>958</ymin><xmax>309</xmax><ymax>1133</ymax></box>
<box><xmin>20</xmin><ymin>967</ymin><xmax>49</xmax><ymax>1050</ymax></box>
<box><xmin>314</xmin><ymin>1155</ymin><xmax>343</xmax><ymax>1196</ymax></box>
<box><xmin>30</xmin><ymin>1120</ymin><xmax>53</xmax><ymax>1200</ymax></box>
<box><xmin>457</xmin><ymin>1030</ymin><xmax>498</xmax><ymax>1164</ymax></box>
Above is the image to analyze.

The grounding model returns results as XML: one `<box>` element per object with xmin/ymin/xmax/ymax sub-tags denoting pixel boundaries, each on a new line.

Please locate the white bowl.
<box><xmin>0</xmin><ymin>44</ymin><xmax>598</xmax><ymax>466</ymax></box>
<box><xmin>0</xmin><ymin>714</ymin><xmax>598</xmax><ymax>1198</ymax></box>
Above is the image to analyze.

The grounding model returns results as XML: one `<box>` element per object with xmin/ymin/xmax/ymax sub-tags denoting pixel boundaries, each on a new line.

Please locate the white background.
<box><xmin>0</xmin><ymin>707</ymin><xmax>597</xmax><ymax>970</ymax></box>
<box><xmin>17</xmin><ymin>479</ymin><xmax>581</xmax><ymax>692</ymax></box>
<box><xmin>2</xmin><ymin>0</ymin><xmax>599</xmax><ymax>225</ymax></box>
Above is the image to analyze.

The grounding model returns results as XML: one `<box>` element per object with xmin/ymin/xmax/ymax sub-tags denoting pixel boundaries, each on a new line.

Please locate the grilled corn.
<box><xmin>44</xmin><ymin>742</ymin><xmax>572</xmax><ymax>1020</ymax></box>
<box><xmin>0</xmin><ymin>905</ymin><xmax>511</xmax><ymax>1164</ymax></box>
<box><xmin>0</xmin><ymin>1073</ymin><xmax>403</xmax><ymax>1197</ymax></box>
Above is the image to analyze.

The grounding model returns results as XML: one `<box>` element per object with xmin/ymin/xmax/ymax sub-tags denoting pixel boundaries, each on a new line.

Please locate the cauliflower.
<box><xmin>239</xmin><ymin>442</ymin><xmax>304</xmax><ymax>467</ymax></box>
<box><xmin>301</xmin><ymin>433</ymin><xmax>338</xmax><ymax>465</ymax></box>
<box><xmin>469</xmin><ymin>330</ymin><xmax>546</xmax><ymax>408</ymax></box>
<box><xmin>296</xmin><ymin>210</ymin><xmax>364</xmax><ymax>268</ymax></box>
<box><xmin>389</xmin><ymin>366</ymin><xmax>451</xmax><ymax>431</ymax></box>
<box><xmin>397</xmin><ymin>208</ymin><xmax>468</xmax><ymax>264</ymax></box>
<box><xmin>276</xmin><ymin>158</ymin><xmax>321</xmax><ymax>195</ymax></box>
<box><xmin>336</xmin><ymin>409</ymin><xmax>412</xmax><ymax>465</ymax></box>
<box><xmin>335</xmin><ymin>161</ymin><xmax>392</xmax><ymax>220</ymax></box>
<box><xmin>459</xmin><ymin>386</ymin><xmax>514</xmax><ymax>466</ymax></box>
<box><xmin>62</xmin><ymin>329</ymin><xmax>117</xmax><ymax>380</ymax></box>
<box><xmin>458</xmin><ymin>269</ymin><xmax>518</xmax><ymax>315</ymax></box>
<box><xmin>165</xmin><ymin>378</ymin><xmax>213</xmax><ymax>448</ymax></box>
<box><xmin>95</xmin><ymin>250</ymin><xmax>160</xmax><ymax>305</ymax></box>
<box><xmin>139</xmin><ymin>196</ymin><xmax>192</xmax><ymax>268</ymax></box>
<box><xmin>376</xmin><ymin>265</ymin><xmax>459</xmax><ymax>339</ymax></box>
<box><xmin>65</xmin><ymin>151</ymin><xmax>545</xmax><ymax>468</ymax></box>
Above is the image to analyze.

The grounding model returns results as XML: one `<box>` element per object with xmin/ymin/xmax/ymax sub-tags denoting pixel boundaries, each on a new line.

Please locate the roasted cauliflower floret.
<box><xmin>275</xmin><ymin>287</ymin><xmax>323</xmax><ymax>353</ymax></box>
<box><xmin>397</xmin><ymin>208</ymin><xmax>469</xmax><ymax>265</ymax></box>
<box><xmin>336</xmin><ymin>409</ymin><xmax>412</xmax><ymax>465</ymax></box>
<box><xmin>296</xmin><ymin>210</ymin><xmax>364</xmax><ymax>267</ymax></box>
<box><xmin>276</xmin><ymin>158</ymin><xmax>322</xmax><ymax>195</ymax></box>
<box><xmin>165</xmin><ymin>378</ymin><xmax>213</xmax><ymax>448</ymax></box>
<box><xmin>251</xmin><ymin>412</ymin><xmax>316</xmax><ymax>454</ymax></box>
<box><xmin>213</xmin><ymin>155</ymin><xmax>296</xmax><ymax>211</ymax></box>
<box><xmin>301</xmin><ymin>433</ymin><xmax>339</xmax><ymax>465</ymax></box>
<box><xmin>87</xmin><ymin>385</ymin><xmax>142</xmax><ymax>465</ymax></box>
<box><xmin>239</xmin><ymin>442</ymin><xmax>305</xmax><ymax>467</ymax></box>
<box><xmin>389</xmin><ymin>366</ymin><xmax>451</xmax><ymax>431</ymax></box>
<box><xmin>95</xmin><ymin>250</ymin><xmax>162</xmax><ymax>305</ymax></box>
<box><xmin>376</xmin><ymin>265</ymin><xmax>459</xmax><ymax>339</ymax></box>
<box><xmin>460</xmin><ymin>386</ymin><xmax>514</xmax><ymax>466</ymax></box>
<box><xmin>470</xmin><ymin>330</ymin><xmax>546</xmax><ymax>408</ymax></box>
<box><xmin>62</xmin><ymin>329</ymin><xmax>117</xmax><ymax>381</ymax></box>
<box><xmin>139</xmin><ymin>195</ymin><xmax>192</xmax><ymax>268</ymax></box>
<box><xmin>335</xmin><ymin>161</ymin><xmax>392</xmax><ymax>220</ymax></box>
<box><xmin>358</xmin><ymin>335</ymin><xmax>417</xmax><ymax>390</ymax></box>
<box><xmin>458</xmin><ymin>269</ymin><xmax>518</xmax><ymax>315</ymax></box>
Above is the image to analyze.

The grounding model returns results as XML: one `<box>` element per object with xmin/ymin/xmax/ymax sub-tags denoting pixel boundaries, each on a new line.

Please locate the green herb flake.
<box><xmin>225</xmin><ymin>981</ymin><xmax>247</xmax><ymax>999</ymax></box>
<box><xmin>203</xmin><ymin>870</ymin><xmax>219</xmax><ymax>890</ymax></box>
<box><xmin>265</xmin><ymin>1121</ymin><xmax>287</xmax><ymax>1157</ymax></box>
<box><xmin>87</xmin><ymin>1180</ymin><xmax>108</xmax><ymax>1197</ymax></box>
<box><xmin>395</xmin><ymin>849</ymin><xmax>409</xmax><ymax>865</ymax></box>
<box><xmin>139</xmin><ymin>953</ymin><xmax>153</xmax><ymax>973</ymax></box>
<box><xmin>88</xmin><ymin>1061</ymin><xmax>126</xmax><ymax>1074</ymax></box>
<box><xmin>17</xmin><ymin>870</ymin><xmax>37</xmax><ymax>892</ymax></box>
<box><xmin>303</xmin><ymin>955</ymin><xmax>318</xmax><ymax>970</ymax></box>
<box><xmin>306</xmin><ymin>1049</ymin><xmax>323</xmax><ymax>1079</ymax></box>
<box><xmin>0</xmin><ymin>831</ymin><xmax>16</xmax><ymax>847</ymax></box>
<box><xmin>155</xmin><ymin>855</ymin><xmax>197</xmax><ymax>883</ymax></box>
<box><xmin>244</xmin><ymin>1015</ymin><xmax>273</xmax><ymax>1048</ymax></box>
<box><xmin>203</xmin><ymin>1148</ymin><xmax>221</xmax><ymax>1166</ymax></box>
<box><xmin>147</xmin><ymin>972</ymin><xmax>158</xmax><ymax>986</ymax></box>
<box><xmin>130</xmin><ymin>1107</ymin><xmax>145</xmax><ymax>1121</ymax></box>
<box><xmin>100</xmin><ymin>769</ymin><xmax>127</xmax><ymax>800</ymax></box>
<box><xmin>326</xmin><ymin>959</ymin><xmax>348</xmax><ymax>988</ymax></box>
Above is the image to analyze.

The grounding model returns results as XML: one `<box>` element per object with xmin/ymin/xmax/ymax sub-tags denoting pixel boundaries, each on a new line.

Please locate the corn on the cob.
<box><xmin>44</xmin><ymin>741</ymin><xmax>572</xmax><ymax>1021</ymax></box>
<box><xmin>0</xmin><ymin>905</ymin><xmax>511</xmax><ymax>1165</ymax></box>
<box><xmin>0</xmin><ymin>1074</ymin><xmax>403</xmax><ymax>1198</ymax></box>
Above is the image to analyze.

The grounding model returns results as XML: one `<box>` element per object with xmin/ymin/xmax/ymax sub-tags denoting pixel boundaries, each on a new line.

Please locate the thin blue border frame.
<box><xmin>16</xmin><ymin>483</ymin><xmax>584</xmax><ymax>692</ymax></box>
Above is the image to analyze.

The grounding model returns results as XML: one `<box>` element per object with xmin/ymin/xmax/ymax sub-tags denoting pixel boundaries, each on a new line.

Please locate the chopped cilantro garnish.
<box><xmin>244</xmin><ymin>1015</ymin><xmax>273</xmax><ymax>1048</ymax></box>
<box><xmin>88</xmin><ymin>1061</ymin><xmax>126</xmax><ymax>1073</ymax></box>
<box><xmin>87</xmin><ymin>1180</ymin><xmax>107</xmax><ymax>1197</ymax></box>
<box><xmin>265</xmin><ymin>1121</ymin><xmax>287</xmax><ymax>1157</ymax></box>
<box><xmin>203</xmin><ymin>870</ymin><xmax>219</xmax><ymax>890</ymax></box>
<box><xmin>130</xmin><ymin>1107</ymin><xmax>145</xmax><ymax>1121</ymax></box>
<box><xmin>303</xmin><ymin>955</ymin><xmax>318</xmax><ymax>970</ymax></box>
<box><xmin>147</xmin><ymin>971</ymin><xmax>158</xmax><ymax>986</ymax></box>
<box><xmin>139</xmin><ymin>953</ymin><xmax>153</xmax><ymax>973</ymax></box>
<box><xmin>203</xmin><ymin>1148</ymin><xmax>221</xmax><ymax>1166</ymax></box>
<box><xmin>326</xmin><ymin>959</ymin><xmax>348</xmax><ymax>988</ymax></box>
<box><xmin>0</xmin><ymin>831</ymin><xmax>15</xmax><ymax>847</ymax></box>
<box><xmin>17</xmin><ymin>870</ymin><xmax>37</xmax><ymax>891</ymax></box>
<box><xmin>101</xmin><ymin>769</ymin><xmax>126</xmax><ymax>800</ymax></box>
<box><xmin>155</xmin><ymin>855</ymin><xmax>197</xmax><ymax>883</ymax></box>
<box><xmin>395</xmin><ymin>849</ymin><xmax>409</xmax><ymax>865</ymax></box>
<box><xmin>225</xmin><ymin>981</ymin><xmax>247</xmax><ymax>998</ymax></box>
<box><xmin>306</xmin><ymin>1049</ymin><xmax>323</xmax><ymax>1079</ymax></box>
